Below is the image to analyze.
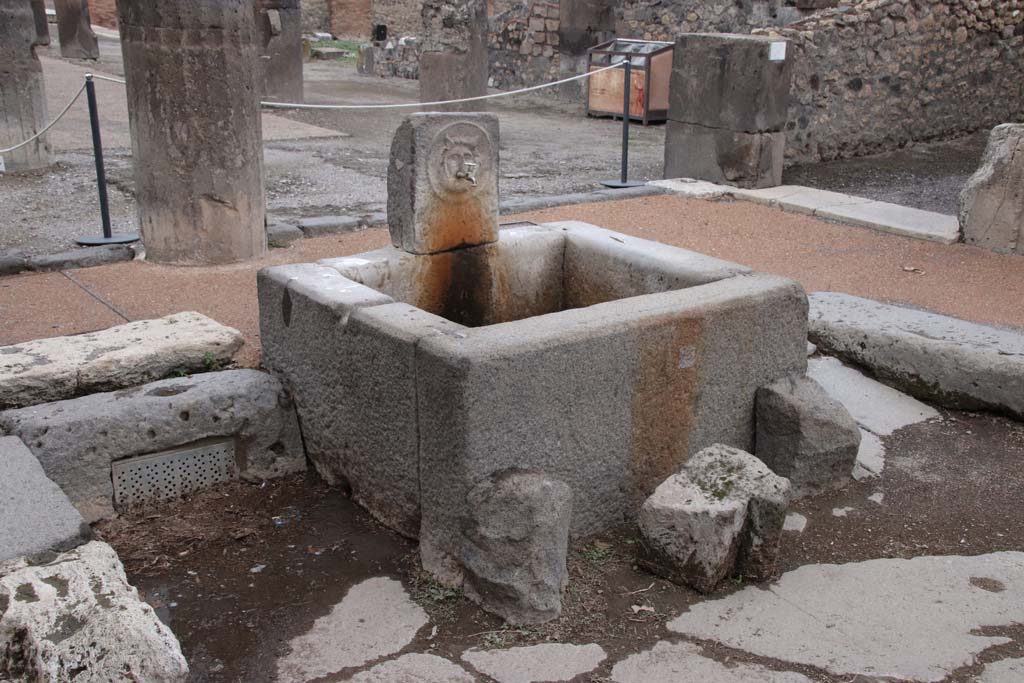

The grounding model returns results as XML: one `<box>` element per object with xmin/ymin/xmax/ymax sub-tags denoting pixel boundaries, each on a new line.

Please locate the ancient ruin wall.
<box><xmin>761</xmin><ymin>0</ymin><xmax>1024</xmax><ymax>164</ymax></box>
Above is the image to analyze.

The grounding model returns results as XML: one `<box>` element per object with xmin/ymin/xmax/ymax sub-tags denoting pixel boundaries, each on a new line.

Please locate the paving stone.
<box><xmin>809</xmin><ymin>292</ymin><xmax>1024</xmax><ymax>420</ymax></box>
<box><xmin>807</xmin><ymin>357</ymin><xmax>938</xmax><ymax>436</ymax></box>
<box><xmin>648</xmin><ymin>178</ymin><xmax>729</xmax><ymax>198</ymax></box>
<box><xmin>347</xmin><ymin>653</ymin><xmax>474</xmax><ymax>683</ymax></box>
<box><xmin>977</xmin><ymin>657</ymin><xmax>1024</xmax><ymax>683</ymax></box>
<box><xmin>267</xmin><ymin>222</ymin><xmax>304</xmax><ymax>247</ymax></box>
<box><xmin>276</xmin><ymin>577</ymin><xmax>428</xmax><ymax>683</ymax></box>
<box><xmin>853</xmin><ymin>429</ymin><xmax>885</xmax><ymax>480</ymax></box>
<box><xmin>732</xmin><ymin>185</ymin><xmax>873</xmax><ymax>215</ymax></box>
<box><xmin>0</xmin><ymin>311</ymin><xmax>244</xmax><ymax>410</ymax></box>
<box><xmin>462</xmin><ymin>643</ymin><xmax>607</xmax><ymax>683</ymax></box>
<box><xmin>756</xmin><ymin>374</ymin><xmax>861</xmax><ymax>497</ymax></box>
<box><xmin>783</xmin><ymin>512</ymin><xmax>807</xmax><ymax>533</ymax></box>
<box><xmin>0</xmin><ymin>541</ymin><xmax>188</xmax><ymax>682</ymax></box>
<box><xmin>0</xmin><ymin>369</ymin><xmax>305</xmax><ymax>522</ymax></box>
<box><xmin>0</xmin><ymin>436</ymin><xmax>88</xmax><ymax>563</ymax></box>
<box><xmin>669</xmin><ymin>552</ymin><xmax>1024</xmax><ymax>682</ymax></box>
<box><xmin>295</xmin><ymin>214</ymin><xmax>363</xmax><ymax>236</ymax></box>
<box><xmin>611</xmin><ymin>640</ymin><xmax>811</xmax><ymax>683</ymax></box>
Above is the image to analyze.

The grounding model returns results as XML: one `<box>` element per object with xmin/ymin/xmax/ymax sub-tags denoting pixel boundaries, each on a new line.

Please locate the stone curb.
<box><xmin>0</xmin><ymin>244</ymin><xmax>137</xmax><ymax>277</ymax></box>
<box><xmin>655</xmin><ymin>178</ymin><xmax>962</xmax><ymax>245</ymax></box>
<box><xmin>267</xmin><ymin>185</ymin><xmax>671</xmax><ymax>241</ymax></box>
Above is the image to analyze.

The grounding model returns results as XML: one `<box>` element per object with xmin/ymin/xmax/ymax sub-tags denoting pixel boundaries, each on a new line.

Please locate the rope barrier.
<box><xmin>1</xmin><ymin>62</ymin><xmax>623</xmax><ymax>154</ymax></box>
<box><xmin>0</xmin><ymin>82</ymin><xmax>86</xmax><ymax>155</ymax></box>
<box><xmin>259</xmin><ymin>62</ymin><xmax>622</xmax><ymax>110</ymax></box>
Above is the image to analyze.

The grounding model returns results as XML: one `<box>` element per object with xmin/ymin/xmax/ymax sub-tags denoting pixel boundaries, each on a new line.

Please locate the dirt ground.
<box><xmin>95</xmin><ymin>406</ymin><xmax>1024</xmax><ymax>683</ymax></box>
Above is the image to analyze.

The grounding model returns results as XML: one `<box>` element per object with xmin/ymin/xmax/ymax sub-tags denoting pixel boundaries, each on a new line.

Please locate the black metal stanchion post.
<box><xmin>76</xmin><ymin>74</ymin><xmax>139</xmax><ymax>246</ymax></box>
<box><xmin>601</xmin><ymin>59</ymin><xmax>644</xmax><ymax>189</ymax></box>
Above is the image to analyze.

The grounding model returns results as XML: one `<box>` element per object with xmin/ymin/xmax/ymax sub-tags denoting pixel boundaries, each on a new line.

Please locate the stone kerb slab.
<box><xmin>387</xmin><ymin>113</ymin><xmax>500</xmax><ymax>255</ymax></box>
<box><xmin>0</xmin><ymin>312</ymin><xmax>244</xmax><ymax>410</ymax></box>
<box><xmin>808</xmin><ymin>292</ymin><xmax>1024</xmax><ymax>420</ymax></box>
<box><xmin>959</xmin><ymin>123</ymin><xmax>1024</xmax><ymax>255</ymax></box>
<box><xmin>0</xmin><ymin>436</ymin><xmax>89</xmax><ymax>563</ymax></box>
<box><xmin>0</xmin><ymin>369</ymin><xmax>305</xmax><ymax>522</ymax></box>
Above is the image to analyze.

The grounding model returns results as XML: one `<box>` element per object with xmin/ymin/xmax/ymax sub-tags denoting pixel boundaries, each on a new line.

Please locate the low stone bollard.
<box><xmin>959</xmin><ymin>123</ymin><xmax>1024</xmax><ymax>256</ymax></box>
<box><xmin>418</xmin><ymin>0</ymin><xmax>488</xmax><ymax>110</ymax></box>
<box><xmin>0</xmin><ymin>1</ymin><xmax>52</xmax><ymax>172</ymax></box>
<box><xmin>755</xmin><ymin>374</ymin><xmax>861</xmax><ymax>497</ymax></box>
<box><xmin>663</xmin><ymin>33</ymin><xmax>792</xmax><ymax>188</ymax></box>
<box><xmin>638</xmin><ymin>444</ymin><xmax>791</xmax><ymax>592</ymax></box>
<box><xmin>53</xmin><ymin>0</ymin><xmax>100</xmax><ymax>60</ymax></box>
<box><xmin>459</xmin><ymin>469</ymin><xmax>572</xmax><ymax>624</ymax></box>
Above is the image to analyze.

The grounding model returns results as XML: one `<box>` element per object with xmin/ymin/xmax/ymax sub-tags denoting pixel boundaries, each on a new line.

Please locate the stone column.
<box><xmin>117</xmin><ymin>0</ymin><xmax>267</xmax><ymax>265</ymax></box>
<box><xmin>31</xmin><ymin>0</ymin><xmax>50</xmax><ymax>46</ymax></box>
<box><xmin>54</xmin><ymin>0</ymin><xmax>100</xmax><ymax>60</ymax></box>
<box><xmin>255</xmin><ymin>0</ymin><xmax>304</xmax><ymax>103</ymax></box>
<box><xmin>0</xmin><ymin>0</ymin><xmax>52</xmax><ymax>172</ymax></box>
<box><xmin>663</xmin><ymin>34</ymin><xmax>793</xmax><ymax>189</ymax></box>
<box><xmin>419</xmin><ymin>0</ymin><xmax>488</xmax><ymax>111</ymax></box>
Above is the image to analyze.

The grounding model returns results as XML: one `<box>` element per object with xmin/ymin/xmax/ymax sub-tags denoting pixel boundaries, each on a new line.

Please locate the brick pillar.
<box><xmin>256</xmin><ymin>0</ymin><xmax>304</xmax><ymax>103</ymax></box>
<box><xmin>54</xmin><ymin>0</ymin><xmax>100</xmax><ymax>60</ymax></box>
<box><xmin>419</xmin><ymin>0</ymin><xmax>488</xmax><ymax>111</ymax></box>
<box><xmin>664</xmin><ymin>34</ymin><xmax>793</xmax><ymax>189</ymax></box>
<box><xmin>0</xmin><ymin>0</ymin><xmax>51</xmax><ymax>172</ymax></box>
<box><xmin>117</xmin><ymin>0</ymin><xmax>267</xmax><ymax>265</ymax></box>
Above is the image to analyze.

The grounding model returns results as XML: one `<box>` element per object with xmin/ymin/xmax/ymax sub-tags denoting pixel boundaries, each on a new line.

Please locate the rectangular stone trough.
<box><xmin>258</xmin><ymin>220</ymin><xmax>807</xmax><ymax>578</ymax></box>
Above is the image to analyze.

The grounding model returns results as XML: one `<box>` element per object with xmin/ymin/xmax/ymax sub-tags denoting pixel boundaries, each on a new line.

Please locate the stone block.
<box><xmin>755</xmin><ymin>374</ymin><xmax>860</xmax><ymax>497</ymax></box>
<box><xmin>256</xmin><ymin>0</ymin><xmax>304</xmax><ymax>102</ymax></box>
<box><xmin>25</xmin><ymin>244</ymin><xmax>134</xmax><ymax>272</ymax></box>
<box><xmin>419</xmin><ymin>51</ymin><xmax>488</xmax><ymax>112</ymax></box>
<box><xmin>637</xmin><ymin>470</ymin><xmax>747</xmax><ymax>593</ymax></box>
<box><xmin>386</xmin><ymin>113</ymin><xmax>500</xmax><ymax>254</ymax></box>
<box><xmin>686</xmin><ymin>445</ymin><xmax>790</xmax><ymax>581</ymax></box>
<box><xmin>258</xmin><ymin>263</ymin><xmax>461</xmax><ymax>537</ymax></box>
<box><xmin>267</xmin><ymin>222</ymin><xmax>304</xmax><ymax>247</ymax></box>
<box><xmin>0</xmin><ymin>312</ymin><xmax>244</xmax><ymax>410</ymax></box>
<box><xmin>357</xmin><ymin>43</ymin><xmax>375</xmax><ymax>75</ymax></box>
<box><xmin>0</xmin><ymin>541</ymin><xmax>189</xmax><ymax>682</ymax></box>
<box><xmin>459</xmin><ymin>469</ymin><xmax>571</xmax><ymax>624</ymax></box>
<box><xmin>669</xmin><ymin>33</ymin><xmax>793</xmax><ymax>134</ymax></box>
<box><xmin>638</xmin><ymin>444</ymin><xmax>791</xmax><ymax>592</ymax></box>
<box><xmin>808</xmin><ymin>292</ymin><xmax>1024</xmax><ymax>419</ymax></box>
<box><xmin>664</xmin><ymin>120</ymin><xmax>784</xmax><ymax>189</ymax></box>
<box><xmin>0</xmin><ymin>436</ymin><xmax>89</xmax><ymax>563</ymax></box>
<box><xmin>0</xmin><ymin>369</ymin><xmax>305</xmax><ymax>522</ymax></box>
<box><xmin>30</xmin><ymin>0</ymin><xmax>50</xmax><ymax>46</ymax></box>
<box><xmin>959</xmin><ymin>123</ymin><xmax>1024</xmax><ymax>255</ymax></box>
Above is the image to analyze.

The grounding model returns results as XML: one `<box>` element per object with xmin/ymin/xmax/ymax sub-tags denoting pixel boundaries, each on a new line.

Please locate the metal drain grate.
<box><xmin>112</xmin><ymin>438</ymin><xmax>238</xmax><ymax>510</ymax></box>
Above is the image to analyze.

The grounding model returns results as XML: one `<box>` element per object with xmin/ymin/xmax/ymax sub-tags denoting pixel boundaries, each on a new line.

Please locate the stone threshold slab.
<box><xmin>654</xmin><ymin>179</ymin><xmax>961</xmax><ymax>245</ymax></box>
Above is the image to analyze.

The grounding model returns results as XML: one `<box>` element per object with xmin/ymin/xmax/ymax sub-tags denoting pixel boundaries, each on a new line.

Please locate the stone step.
<box><xmin>0</xmin><ymin>311</ymin><xmax>244</xmax><ymax>410</ymax></box>
<box><xmin>809</xmin><ymin>292</ymin><xmax>1024</xmax><ymax>420</ymax></box>
<box><xmin>0</xmin><ymin>435</ymin><xmax>88</xmax><ymax>564</ymax></box>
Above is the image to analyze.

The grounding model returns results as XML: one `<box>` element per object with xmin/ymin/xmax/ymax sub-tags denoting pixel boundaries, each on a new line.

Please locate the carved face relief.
<box><xmin>427</xmin><ymin>122</ymin><xmax>493</xmax><ymax>196</ymax></box>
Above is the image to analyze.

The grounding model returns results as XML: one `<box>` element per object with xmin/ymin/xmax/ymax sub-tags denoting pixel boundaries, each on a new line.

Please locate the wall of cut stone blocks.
<box><xmin>89</xmin><ymin>0</ymin><xmax>117</xmax><ymax>29</ymax></box>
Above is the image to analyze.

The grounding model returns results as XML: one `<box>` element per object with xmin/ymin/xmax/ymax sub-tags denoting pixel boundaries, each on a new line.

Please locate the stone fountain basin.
<box><xmin>257</xmin><ymin>221</ymin><xmax>807</xmax><ymax>577</ymax></box>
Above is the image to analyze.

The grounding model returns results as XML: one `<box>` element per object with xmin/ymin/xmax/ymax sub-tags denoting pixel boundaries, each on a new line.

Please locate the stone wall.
<box><xmin>89</xmin><ymin>0</ymin><xmax>117</xmax><ymax>28</ymax></box>
<box><xmin>304</xmin><ymin>0</ymin><xmax>330</xmax><ymax>32</ymax></box>
<box><xmin>489</xmin><ymin>1</ymin><xmax>562</xmax><ymax>90</ymax></box>
<box><xmin>762</xmin><ymin>0</ymin><xmax>1024</xmax><ymax>163</ymax></box>
<box><xmin>329</xmin><ymin>0</ymin><xmax>373</xmax><ymax>37</ymax></box>
<box><xmin>373</xmin><ymin>0</ymin><xmax>422</xmax><ymax>37</ymax></box>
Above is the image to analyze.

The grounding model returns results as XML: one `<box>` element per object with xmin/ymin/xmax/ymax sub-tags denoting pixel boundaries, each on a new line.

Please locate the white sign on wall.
<box><xmin>769</xmin><ymin>41</ymin><xmax>787</xmax><ymax>62</ymax></box>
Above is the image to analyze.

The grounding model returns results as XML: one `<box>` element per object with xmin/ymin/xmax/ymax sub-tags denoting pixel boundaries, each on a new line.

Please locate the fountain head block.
<box><xmin>387</xmin><ymin>113</ymin><xmax>499</xmax><ymax>255</ymax></box>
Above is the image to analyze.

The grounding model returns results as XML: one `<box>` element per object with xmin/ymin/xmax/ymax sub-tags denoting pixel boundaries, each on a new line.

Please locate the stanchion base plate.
<box><xmin>75</xmin><ymin>233</ymin><xmax>140</xmax><ymax>246</ymax></box>
<box><xmin>600</xmin><ymin>180</ymin><xmax>646</xmax><ymax>189</ymax></box>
